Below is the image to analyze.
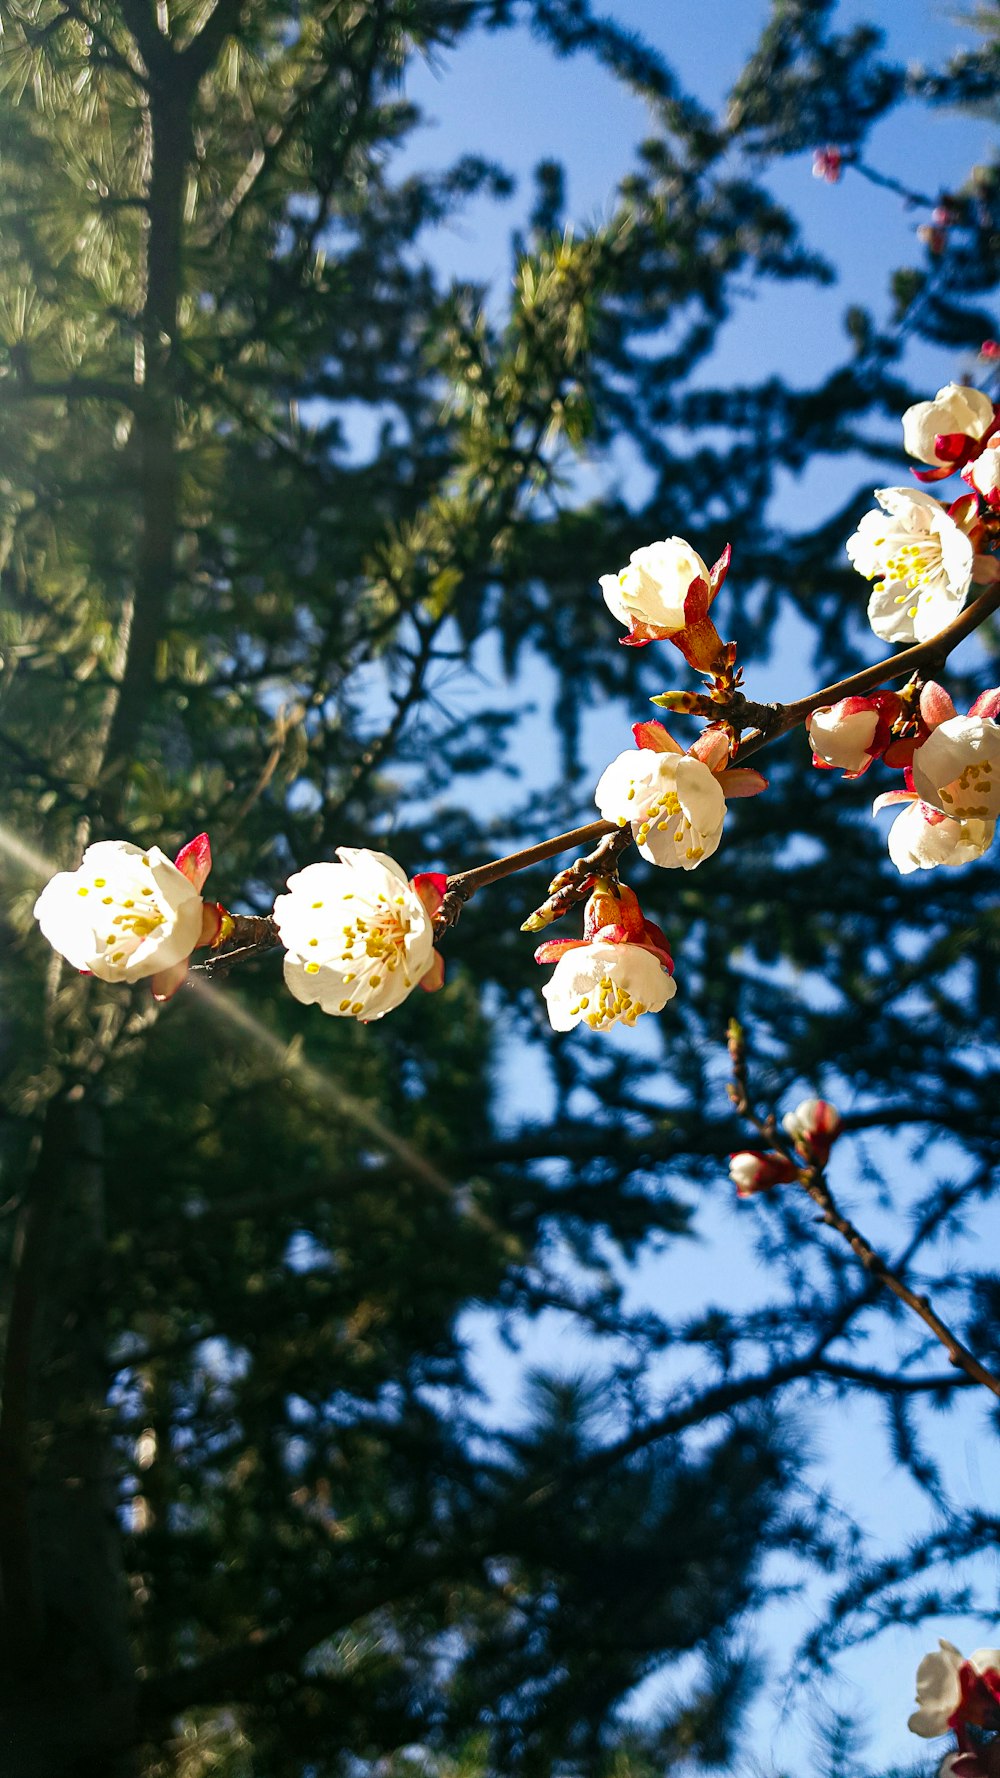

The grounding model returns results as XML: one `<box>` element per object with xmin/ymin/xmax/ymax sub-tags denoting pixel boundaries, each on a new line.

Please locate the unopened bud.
<box><xmin>730</xmin><ymin>1151</ymin><xmax>798</xmax><ymax>1197</ymax></box>
<box><xmin>650</xmin><ymin>689</ymin><xmax>712</xmax><ymax>713</ymax></box>
<box><xmin>782</xmin><ymin>1097</ymin><xmax>842</xmax><ymax>1167</ymax></box>
<box><xmin>520</xmin><ymin>907</ymin><xmax>552</xmax><ymax>933</ymax></box>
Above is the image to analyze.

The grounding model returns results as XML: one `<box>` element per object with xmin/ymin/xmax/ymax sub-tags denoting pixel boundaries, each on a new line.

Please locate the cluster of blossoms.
<box><xmin>909</xmin><ymin>1638</ymin><xmax>1000</xmax><ymax>1778</ymax></box>
<box><xmin>814</xmin><ymin>381</ymin><xmax>1000</xmax><ymax>874</ymax></box>
<box><xmin>729</xmin><ymin>1098</ymin><xmax>842</xmax><ymax>1198</ymax></box>
<box><xmin>30</xmin><ymin>382</ymin><xmax>1000</xmax><ymax>1036</ymax></box>
<box><xmin>33</xmin><ymin>840</ymin><xmax>446</xmax><ymax>1016</ymax></box>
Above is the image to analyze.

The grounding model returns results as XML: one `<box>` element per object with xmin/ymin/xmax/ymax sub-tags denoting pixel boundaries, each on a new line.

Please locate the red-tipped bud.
<box><xmin>730</xmin><ymin>1151</ymin><xmax>798</xmax><ymax>1197</ymax></box>
<box><xmin>919</xmin><ymin>680</ymin><xmax>958</xmax><ymax>730</ymax></box>
<box><xmin>812</xmin><ymin>147</ymin><xmax>843</xmax><ymax>184</ymax></box>
<box><xmin>807</xmin><ymin>694</ymin><xmax>903</xmax><ymax>778</ymax></box>
<box><xmin>782</xmin><ymin>1097</ymin><xmax>842</xmax><ymax>1166</ymax></box>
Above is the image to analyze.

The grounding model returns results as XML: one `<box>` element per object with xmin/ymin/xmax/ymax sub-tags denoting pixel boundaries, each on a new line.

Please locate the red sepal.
<box><xmin>584</xmin><ymin>881</ymin><xmax>646</xmax><ymax>943</ymax></box>
<box><xmin>913</xmin><ymin>462</ymin><xmax>957</xmax><ymax>483</ymax></box>
<box><xmin>631</xmin><ymin>719</ymin><xmax>682</xmax><ymax>754</ymax></box>
<box><xmin>718</xmin><ymin>766</ymin><xmax>768</xmax><ymax>798</ymax></box>
<box><xmin>919</xmin><ymin>680</ymin><xmax>957</xmax><ymax>729</ymax></box>
<box><xmin>970</xmin><ymin>685</ymin><xmax>1000</xmax><ymax>720</ymax></box>
<box><xmin>534</xmin><ymin>937</ymin><xmax>586</xmax><ymax>965</ymax></box>
<box><xmin>881</xmin><ymin>735</ymin><xmax>919</xmax><ymax>769</ymax></box>
<box><xmin>682</xmin><ymin>574</ymin><xmax>711</xmax><ymax>627</ymax></box>
<box><xmin>947</xmin><ymin>491</ymin><xmax>979</xmax><ymax>531</ymax></box>
<box><xmin>618</xmin><ymin>620</ymin><xmax>662</xmax><ymax>648</ymax></box>
<box><xmin>150</xmin><ymin>958</ymin><xmax>190</xmax><ymax>1003</ymax></box>
<box><xmin>952</xmin><ymin>1659</ymin><xmax>1000</xmax><ymax>1735</ymax></box>
<box><xmin>199</xmin><ymin>901</ymin><xmax>227</xmax><ymax>948</ymax></box>
<box><xmin>708</xmin><ymin>543</ymin><xmax>731</xmax><ymax>598</ymax></box>
<box><xmin>174</xmin><ymin>832</ymin><xmax>212</xmax><ymax>892</ymax></box>
<box><xmin>689</xmin><ymin>725</ymin><xmax>730</xmax><ymax>772</ymax></box>
<box><xmin>672</xmin><ymin>615</ymin><xmax>726</xmax><ymax>672</ymax></box>
<box><xmin>418</xmin><ymin>948</ymin><xmax>445</xmax><ymax>992</ymax></box>
<box><xmin>412</xmin><ymin>872</ymin><xmax>448</xmax><ymax>918</ymax></box>
<box><xmin>638</xmin><ymin>917</ymin><xmax>674</xmax><ymax>971</ymax></box>
<box><xmin>934</xmin><ymin>430</ymin><xmax>978</xmax><ymax>465</ymax></box>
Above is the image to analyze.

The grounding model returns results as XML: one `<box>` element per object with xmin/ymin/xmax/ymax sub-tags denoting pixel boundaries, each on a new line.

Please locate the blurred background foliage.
<box><xmin>1</xmin><ymin>1</ymin><xmax>1000</xmax><ymax>1774</ymax></box>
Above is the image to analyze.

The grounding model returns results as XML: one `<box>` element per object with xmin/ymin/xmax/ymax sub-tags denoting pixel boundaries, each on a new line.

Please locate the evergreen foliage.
<box><xmin>1</xmin><ymin>3</ymin><xmax>999</xmax><ymax>1775</ymax></box>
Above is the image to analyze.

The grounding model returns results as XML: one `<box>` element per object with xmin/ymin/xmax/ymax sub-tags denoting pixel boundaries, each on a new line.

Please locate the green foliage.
<box><xmin>1</xmin><ymin>3</ymin><xmax>1000</xmax><ymax>1776</ymax></box>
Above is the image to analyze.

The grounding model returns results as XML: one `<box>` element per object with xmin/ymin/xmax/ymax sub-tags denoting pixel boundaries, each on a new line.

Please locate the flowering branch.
<box><xmin>29</xmin><ymin>380</ymin><xmax>1000</xmax><ymax>1042</ymax></box>
<box><xmin>727</xmin><ymin>1022</ymin><xmax>1000</xmax><ymax>1404</ymax></box>
<box><xmin>438</xmin><ymin>575</ymin><xmax>1000</xmax><ymax>933</ymax></box>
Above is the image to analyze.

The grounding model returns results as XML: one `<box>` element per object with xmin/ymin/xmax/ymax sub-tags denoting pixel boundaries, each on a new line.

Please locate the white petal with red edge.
<box><xmin>911</xmin><ymin>716</ymin><xmax>1000</xmax><ymax>820</ymax></box>
<box><xmin>33</xmin><ymin>840</ymin><xmax>204</xmax><ymax>984</ymax></box>
<box><xmin>903</xmin><ymin>384</ymin><xmax>993</xmax><ymax>466</ymax></box>
<box><xmin>908</xmin><ymin>1640</ymin><xmax>965</xmax><ymax>1737</ymax></box>
<box><xmin>540</xmin><ymin>939</ymin><xmax>676</xmax><ymax>1033</ymax></box>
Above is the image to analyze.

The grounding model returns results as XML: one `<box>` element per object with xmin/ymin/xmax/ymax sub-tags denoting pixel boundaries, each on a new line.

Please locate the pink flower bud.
<box><xmin>807</xmin><ymin>693</ymin><xmax>903</xmax><ymax>778</ymax></box>
<box><xmin>811</xmin><ymin>147</ymin><xmax>843</xmax><ymax>184</ymax></box>
<box><xmin>781</xmin><ymin>1098</ymin><xmax>842</xmax><ymax>1166</ymax></box>
<box><xmin>730</xmin><ymin>1151</ymin><xmax>798</xmax><ymax>1198</ymax></box>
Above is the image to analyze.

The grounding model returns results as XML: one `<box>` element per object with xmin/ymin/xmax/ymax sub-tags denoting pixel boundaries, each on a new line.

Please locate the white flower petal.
<box><xmin>274</xmin><ymin>848</ymin><xmax>434</xmax><ymax>1021</ymax></box>
<box><xmin>541</xmin><ymin>939</ymin><xmax>676</xmax><ymax>1033</ymax></box>
<box><xmin>600</xmin><ymin>537</ymin><xmax>709</xmax><ymax>634</ymax></box>
<box><xmin>911</xmin><ymin>716</ymin><xmax>1000</xmax><ymax>821</ymax></box>
<box><xmin>33</xmin><ymin>840</ymin><xmax>203</xmax><ymax>983</ymax></box>
<box><xmin>595</xmin><ymin>750</ymin><xmax>726</xmax><ymax>871</ymax></box>
<box><xmin>908</xmin><ymin>1640</ymin><xmax>965</xmax><ymax>1738</ymax></box>
<box><xmin>885</xmin><ymin>800</ymin><xmax>994</xmax><ymax>874</ymax></box>
<box><xmin>848</xmin><ymin>488</ymin><xmax>974</xmax><ymax>645</ymax></box>
<box><xmin>902</xmin><ymin>383</ymin><xmax>994</xmax><ymax>465</ymax></box>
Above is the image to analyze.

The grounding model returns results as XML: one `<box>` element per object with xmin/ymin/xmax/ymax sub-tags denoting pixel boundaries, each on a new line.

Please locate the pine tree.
<box><xmin>1</xmin><ymin>3</ymin><xmax>999</xmax><ymax>1776</ymax></box>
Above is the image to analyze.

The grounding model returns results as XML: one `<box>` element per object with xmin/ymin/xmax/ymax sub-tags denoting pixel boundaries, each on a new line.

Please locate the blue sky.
<box><xmin>392</xmin><ymin>5</ymin><xmax>1000</xmax><ymax>1774</ymax></box>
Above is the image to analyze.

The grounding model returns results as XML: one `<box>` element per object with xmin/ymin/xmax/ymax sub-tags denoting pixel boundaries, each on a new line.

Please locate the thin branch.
<box><xmin>799</xmin><ymin>1168</ymin><xmax>1000</xmax><ymax>1400</ymax></box>
<box><xmin>813</xmin><ymin>1359</ymin><xmax>975</xmax><ymax>1394</ymax></box>
<box><xmin>729</xmin><ymin>1036</ymin><xmax>1000</xmax><ymax>1402</ymax></box>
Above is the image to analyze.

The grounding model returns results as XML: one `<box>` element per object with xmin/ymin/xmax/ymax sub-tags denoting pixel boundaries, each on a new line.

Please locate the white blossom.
<box><xmin>807</xmin><ymin>702</ymin><xmax>880</xmax><ymax>774</ymax></box>
<box><xmin>846</xmin><ymin>487</ymin><xmax>974</xmax><ymax>644</ymax></box>
<box><xmin>911</xmin><ymin>715</ymin><xmax>1000</xmax><ymax>822</ymax></box>
<box><xmin>600</xmin><ymin>537</ymin><xmax>710</xmax><ymax>636</ymax></box>
<box><xmin>33</xmin><ymin>840</ymin><xmax>204</xmax><ymax>983</ymax></box>
<box><xmin>540</xmin><ymin>939</ymin><xmax>676</xmax><ymax>1033</ymax></box>
<box><xmin>729</xmin><ymin>1151</ymin><xmax>796</xmax><ymax>1197</ymax></box>
<box><xmin>274</xmin><ymin>848</ymin><xmax>439</xmax><ymax>1020</ymax></box>
<box><xmin>902</xmin><ymin>383</ymin><xmax>994</xmax><ymax>466</ymax></box>
<box><xmin>874</xmin><ymin>793</ymin><xmax>995</xmax><ymax>874</ymax></box>
<box><xmin>908</xmin><ymin>1641</ymin><xmax>1000</xmax><ymax>1739</ymax></box>
<box><xmin>595</xmin><ymin>748</ymin><xmax>726</xmax><ymax>870</ymax></box>
<box><xmin>909</xmin><ymin>1642</ymin><xmax>965</xmax><ymax>1738</ymax></box>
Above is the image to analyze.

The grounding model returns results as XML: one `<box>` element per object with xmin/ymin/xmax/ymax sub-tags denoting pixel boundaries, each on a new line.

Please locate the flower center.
<box><xmin>571</xmin><ymin>973</ymin><xmax>647</xmax><ymax>1030</ymax></box>
<box><xmin>936</xmin><ymin>757</ymin><xmax>995</xmax><ymax>820</ymax></box>
<box><xmin>631</xmin><ymin>789</ymin><xmax>705</xmax><ymax>862</ymax></box>
<box><xmin>302</xmin><ymin>893</ymin><xmax>413</xmax><ymax>1000</ymax></box>
<box><xmin>872</xmin><ymin>538</ymin><xmax>942</xmax><ymax>619</ymax></box>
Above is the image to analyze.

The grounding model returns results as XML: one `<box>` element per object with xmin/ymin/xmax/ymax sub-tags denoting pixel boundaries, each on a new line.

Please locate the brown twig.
<box><xmin>189</xmin><ymin>912</ymin><xmax>279</xmax><ymax>979</ymax></box>
<box><xmin>518</xmin><ymin>828</ymin><xmax>633</xmax><ymax>934</ymax></box>
<box><xmin>182</xmin><ymin>579</ymin><xmax>1000</xmax><ymax>963</ymax></box>
<box><xmin>727</xmin><ymin>1024</ymin><xmax>1000</xmax><ymax>1403</ymax></box>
